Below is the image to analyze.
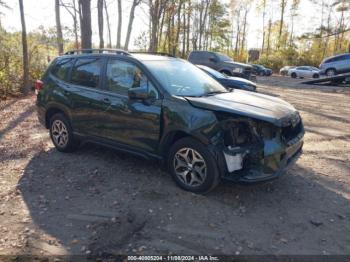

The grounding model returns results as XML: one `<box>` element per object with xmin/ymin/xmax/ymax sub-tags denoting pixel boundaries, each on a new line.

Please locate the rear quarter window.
<box><xmin>51</xmin><ymin>58</ymin><xmax>74</xmax><ymax>81</ymax></box>
<box><xmin>188</xmin><ymin>52</ymin><xmax>200</xmax><ymax>61</ymax></box>
<box><xmin>70</xmin><ymin>58</ymin><xmax>103</xmax><ymax>88</ymax></box>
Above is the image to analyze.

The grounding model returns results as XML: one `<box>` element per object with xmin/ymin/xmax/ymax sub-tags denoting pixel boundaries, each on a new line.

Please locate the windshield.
<box><xmin>199</xmin><ymin>65</ymin><xmax>226</xmax><ymax>79</ymax></box>
<box><xmin>144</xmin><ymin>60</ymin><xmax>227</xmax><ymax>97</ymax></box>
<box><xmin>216</xmin><ymin>53</ymin><xmax>232</xmax><ymax>62</ymax></box>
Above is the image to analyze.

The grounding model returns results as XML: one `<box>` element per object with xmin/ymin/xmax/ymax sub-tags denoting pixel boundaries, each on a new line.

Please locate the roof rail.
<box><xmin>130</xmin><ymin>51</ymin><xmax>175</xmax><ymax>57</ymax></box>
<box><xmin>64</xmin><ymin>49</ymin><xmax>131</xmax><ymax>56</ymax></box>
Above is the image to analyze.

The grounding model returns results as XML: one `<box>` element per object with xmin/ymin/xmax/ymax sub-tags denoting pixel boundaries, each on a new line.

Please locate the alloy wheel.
<box><xmin>51</xmin><ymin>119</ymin><xmax>69</xmax><ymax>147</ymax></box>
<box><xmin>173</xmin><ymin>148</ymin><xmax>207</xmax><ymax>187</ymax></box>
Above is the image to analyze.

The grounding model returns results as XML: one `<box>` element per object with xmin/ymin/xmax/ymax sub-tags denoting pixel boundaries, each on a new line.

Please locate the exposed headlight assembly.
<box><xmin>257</xmin><ymin>122</ymin><xmax>277</xmax><ymax>140</ymax></box>
<box><xmin>232</xmin><ymin>67</ymin><xmax>243</xmax><ymax>73</ymax></box>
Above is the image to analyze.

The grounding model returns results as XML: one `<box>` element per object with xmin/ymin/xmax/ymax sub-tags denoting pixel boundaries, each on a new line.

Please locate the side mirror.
<box><xmin>209</xmin><ymin>56</ymin><xmax>218</xmax><ymax>63</ymax></box>
<box><xmin>128</xmin><ymin>87</ymin><xmax>149</xmax><ymax>100</ymax></box>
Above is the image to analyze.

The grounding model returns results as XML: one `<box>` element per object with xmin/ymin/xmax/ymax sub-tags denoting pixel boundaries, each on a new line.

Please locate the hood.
<box><xmin>223</xmin><ymin>61</ymin><xmax>252</xmax><ymax>69</ymax></box>
<box><xmin>225</xmin><ymin>76</ymin><xmax>255</xmax><ymax>86</ymax></box>
<box><xmin>185</xmin><ymin>89</ymin><xmax>297</xmax><ymax>126</ymax></box>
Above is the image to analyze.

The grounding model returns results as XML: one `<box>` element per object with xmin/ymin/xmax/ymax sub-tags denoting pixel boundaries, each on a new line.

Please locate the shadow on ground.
<box><xmin>16</xmin><ymin>144</ymin><xmax>350</xmax><ymax>256</ymax></box>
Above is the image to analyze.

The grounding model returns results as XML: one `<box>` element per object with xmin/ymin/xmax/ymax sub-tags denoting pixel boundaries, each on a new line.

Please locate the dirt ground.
<box><xmin>0</xmin><ymin>75</ymin><xmax>349</xmax><ymax>256</ymax></box>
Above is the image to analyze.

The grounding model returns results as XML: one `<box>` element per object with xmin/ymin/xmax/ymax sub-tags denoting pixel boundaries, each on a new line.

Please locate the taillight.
<box><xmin>35</xmin><ymin>80</ymin><xmax>44</xmax><ymax>92</ymax></box>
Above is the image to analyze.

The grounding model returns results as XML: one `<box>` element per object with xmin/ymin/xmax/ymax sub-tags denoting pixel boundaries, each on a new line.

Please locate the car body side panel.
<box><xmin>36</xmin><ymin>76</ymin><xmax>75</xmax><ymax>125</ymax></box>
<box><xmin>159</xmin><ymin>97</ymin><xmax>220</xmax><ymax>149</ymax></box>
<box><xmin>67</xmin><ymin>85</ymin><xmax>114</xmax><ymax>137</ymax></box>
<box><xmin>97</xmin><ymin>92</ymin><xmax>162</xmax><ymax>153</ymax></box>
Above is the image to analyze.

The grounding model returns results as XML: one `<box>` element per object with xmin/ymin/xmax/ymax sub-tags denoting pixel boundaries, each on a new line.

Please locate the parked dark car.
<box><xmin>280</xmin><ymin>66</ymin><xmax>295</xmax><ymax>76</ymax></box>
<box><xmin>319</xmin><ymin>53</ymin><xmax>350</xmax><ymax>76</ymax></box>
<box><xmin>197</xmin><ymin>65</ymin><xmax>256</xmax><ymax>92</ymax></box>
<box><xmin>252</xmin><ymin>64</ymin><xmax>272</xmax><ymax>76</ymax></box>
<box><xmin>36</xmin><ymin>49</ymin><xmax>304</xmax><ymax>193</ymax></box>
<box><xmin>188</xmin><ymin>51</ymin><xmax>255</xmax><ymax>81</ymax></box>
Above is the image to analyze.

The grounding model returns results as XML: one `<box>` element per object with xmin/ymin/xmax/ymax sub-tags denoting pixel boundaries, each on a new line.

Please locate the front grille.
<box><xmin>281</xmin><ymin>120</ymin><xmax>302</xmax><ymax>142</ymax></box>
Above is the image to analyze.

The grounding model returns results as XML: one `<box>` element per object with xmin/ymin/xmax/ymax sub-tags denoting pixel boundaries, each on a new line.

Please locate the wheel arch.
<box><xmin>159</xmin><ymin>129</ymin><xmax>209</xmax><ymax>156</ymax></box>
<box><xmin>219</xmin><ymin>68</ymin><xmax>232</xmax><ymax>76</ymax></box>
<box><xmin>45</xmin><ymin>104</ymin><xmax>71</xmax><ymax>129</ymax></box>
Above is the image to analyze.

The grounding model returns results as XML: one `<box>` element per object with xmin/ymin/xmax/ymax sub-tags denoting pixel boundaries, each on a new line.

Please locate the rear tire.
<box><xmin>291</xmin><ymin>72</ymin><xmax>297</xmax><ymax>78</ymax></box>
<box><xmin>313</xmin><ymin>74</ymin><xmax>319</xmax><ymax>79</ymax></box>
<box><xmin>167</xmin><ymin>137</ymin><xmax>220</xmax><ymax>194</ymax></box>
<box><xmin>49</xmin><ymin>113</ymin><xmax>79</xmax><ymax>152</ymax></box>
<box><xmin>326</xmin><ymin>68</ymin><xmax>336</xmax><ymax>76</ymax></box>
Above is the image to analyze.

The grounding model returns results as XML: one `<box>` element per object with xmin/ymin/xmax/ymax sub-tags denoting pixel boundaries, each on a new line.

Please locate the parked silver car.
<box><xmin>319</xmin><ymin>53</ymin><xmax>350</xmax><ymax>76</ymax></box>
<box><xmin>288</xmin><ymin>66</ymin><xmax>320</xmax><ymax>79</ymax></box>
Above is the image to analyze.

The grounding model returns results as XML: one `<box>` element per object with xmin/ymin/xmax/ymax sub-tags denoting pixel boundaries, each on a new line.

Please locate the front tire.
<box><xmin>291</xmin><ymin>72</ymin><xmax>297</xmax><ymax>78</ymax></box>
<box><xmin>167</xmin><ymin>137</ymin><xmax>220</xmax><ymax>194</ymax></box>
<box><xmin>313</xmin><ymin>73</ymin><xmax>319</xmax><ymax>79</ymax></box>
<box><xmin>49</xmin><ymin>113</ymin><xmax>79</xmax><ymax>152</ymax></box>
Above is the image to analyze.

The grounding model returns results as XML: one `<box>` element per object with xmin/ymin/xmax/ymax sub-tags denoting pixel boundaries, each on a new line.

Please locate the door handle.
<box><xmin>102</xmin><ymin>97</ymin><xmax>111</xmax><ymax>103</ymax></box>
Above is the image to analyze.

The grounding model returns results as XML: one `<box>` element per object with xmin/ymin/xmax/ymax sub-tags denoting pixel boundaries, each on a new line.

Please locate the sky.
<box><xmin>0</xmin><ymin>0</ymin><xmax>321</xmax><ymax>50</ymax></box>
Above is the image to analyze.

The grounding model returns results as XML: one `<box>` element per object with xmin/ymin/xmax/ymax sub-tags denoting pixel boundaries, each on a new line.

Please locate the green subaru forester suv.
<box><xmin>36</xmin><ymin>49</ymin><xmax>304</xmax><ymax>193</ymax></box>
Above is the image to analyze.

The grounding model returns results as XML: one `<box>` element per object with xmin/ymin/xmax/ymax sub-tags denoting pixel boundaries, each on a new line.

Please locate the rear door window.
<box><xmin>51</xmin><ymin>58</ymin><xmax>74</xmax><ymax>81</ymax></box>
<box><xmin>70</xmin><ymin>58</ymin><xmax>103</xmax><ymax>88</ymax></box>
<box><xmin>333</xmin><ymin>55</ymin><xmax>345</xmax><ymax>62</ymax></box>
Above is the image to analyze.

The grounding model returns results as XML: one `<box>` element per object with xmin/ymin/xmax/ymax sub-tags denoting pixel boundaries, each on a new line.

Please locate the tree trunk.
<box><xmin>186</xmin><ymin>2</ymin><xmax>190</xmax><ymax>54</ymax></box>
<box><xmin>173</xmin><ymin>0</ymin><xmax>183</xmax><ymax>56</ymax></box>
<box><xmin>116</xmin><ymin>0</ymin><xmax>122</xmax><ymax>48</ymax></box>
<box><xmin>97</xmin><ymin>0</ymin><xmax>104</xmax><ymax>48</ymax></box>
<box><xmin>261</xmin><ymin>0</ymin><xmax>266</xmax><ymax>54</ymax></box>
<box><xmin>240</xmin><ymin>8</ymin><xmax>248</xmax><ymax>57</ymax></box>
<box><xmin>181</xmin><ymin>2</ymin><xmax>186</xmax><ymax>57</ymax></box>
<box><xmin>168</xmin><ymin>11</ymin><xmax>174</xmax><ymax>53</ymax></box>
<box><xmin>104</xmin><ymin>0</ymin><xmax>112</xmax><ymax>48</ymax></box>
<box><xmin>162</xmin><ymin>8</ymin><xmax>170</xmax><ymax>51</ymax></box>
<box><xmin>266</xmin><ymin>19</ymin><xmax>272</xmax><ymax>58</ymax></box>
<box><xmin>60</xmin><ymin>0</ymin><xmax>79</xmax><ymax>49</ymax></box>
<box><xmin>234</xmin><ymin>10</ymin><xmax>241</xmax><ymax>57</ymax></box>
<box><xmin>198</xmin><ymin>0</ymin><xmax>210</xmax><ymax>50</ymax></box>
<box><xmin>55</xmin><ymin>0</ymin><xmax>64</xmax><ymax>54</ymax></box>
<box><xmin>125</xmin><ymin>0</ymin><xmax>140</xmax><ymax>50</ymax></box>
<box><xmin>72</xmin><ymin>0</ymin><xmax>79</xmax><ymax>49</ymax></box>
<box><xmin>19</xmin><ymin>0</ymin><xmax>30</xmax><ymax>94</ymax></box>
<box><xmin>149</xmin><ymin>0</ymin><xmax>160</xmax><ymax>52</ymax></box>
<box><xmin>278</xmin><ymin>0</ymin><xmax>286</xmax><ymax>49</ymax></box>
<box><xmin>322</xmin><ymin>8</ymin><xmax>331</xmax><ymax>59</ymax></box>
<box><xmin>158</xmin><ymin>7</ymin><xmax>166</xmax><ymax>48</ymax></box>
<box><xmin>79</xmin><ymin>0</ymin><xmax>92</xmax><ymax>49</ymax></box>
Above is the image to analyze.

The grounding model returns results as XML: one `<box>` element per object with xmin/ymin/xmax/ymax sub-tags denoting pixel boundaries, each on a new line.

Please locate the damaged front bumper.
<box><xmin>238</xmin><ymin>137</ymin><xmax>303</xmax><ymax>183</ymax></box>
<box><xmin>219</xmin><ymin>131</ymin><xmax>304</xmax><ymax>183</ymax></box>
